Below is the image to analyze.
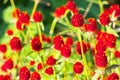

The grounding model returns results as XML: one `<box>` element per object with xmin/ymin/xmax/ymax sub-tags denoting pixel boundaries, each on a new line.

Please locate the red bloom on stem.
<box><xmin>76</xmin><ymin>41</ymin><xmax>88</xmax><ymax>55</ymax></box>
<box><xmin>31</xmin><ymin>36</ymin><xmax>42</xmax><ymax>51</ymax></box>
<box><xmin>46</xmin><ymin>56</ymin><xmax>56</xmax><ymax>66</ymax></box>
<box><xmin>16</xmin><ymin>20</ymin><xmax>26</xmax><ymax>30</ymax></box>
<box><xmin>86</xmin><ymin>18</ymin><xmax>98</xmax><ymax>32</ymax></box>
<box><xmin>65</xmin><ymin>37</ymin><xmax>73</xmax><ymax>46</ymax></box>
<box><xmin>4</xmin><ymin>75</ymin><xmax>11</xmax><ymax>80</ymax></box>
<box><xmin>99</xmin><ymin>13</ymin><xmax>110</xmax><ymax>26</ymax></box>
<box><xmin>37</xmin><ymin>63</ymin><xmax>43</xmax><ymax>70</ymax></box>
<box><xmin>96</xmin><ymin>41</ymin><xmax>107</xmax><ymax>51</ymax></box>
<box><xmin>60</xmin><ymin>44</ymin><xmax>71</xmax><ymax>58</ymax></box>
<box><xmin>107</xmin><ymin>73</ymin><xmax>119</xmax><ymax>80</ymax></box>
<box><xmin>30</xmin><ymin>60</ymin><xmax>35</xmax><ymax>66</ymax></box>
<box><xmin>109</xmin><ymin>4</ymin><xmax>120</xmax><ymax>17</ymax></box>
<box><xmin>45</xmin><ymin>67</ymin><xmax>54</xmax><ymax>75</ymax></box>
<box><xmin>66</xmin><ymin>1</ymin><xmax>76</xmax><ymax>11</ymax></box>
<box><xmin>54</xmin><ymin>6</ymin><xmax>66</xmax><ymax>18</ymax></box>
<box><xmin>31</xmin><ymin>72</ymin><xmax>41</xmax><ymax>80</ymax></box>
<box><xmin>19</xmin><ymin>66</ymin><xmax>30</xmax><ymax>80</ymax></box>
<box><xmin>1</xmin><ymin>58</ymin><xmax>13</xmax><ymax>72</ymax></box>
<box><xmin>71</xmin><ymin>13</ymin><xmax>84</xmax><ymax>27</ymax></box>
<box><xmin>19</xmin><ymin>12</ymin><xmax>30</xmax><ymax>24</ymax></box>
<box><xmin>12</xmin><ymin>8</ymin><xmax>21</xmax><ymax>19</ymax></box>
<box><xmin>73</xmin><ymin>62</ymin><xmax>83</xmax><ymax>74</ymax></box>
<box><xmin>33</xmin><ymin>11</ymin><xmax>43</xmax><ymax>22</ymax></box>
<box><xmin>0</xmin><ymin>44</ymin><xmax>7</xmax><ymax>53</ymax></box>
<box><xmin>107</xmin><ymin>34</ymin><xmax>116</xmax><ymax>48</ymax></box>
<box><xmin>45</xmin><ymin>37</ymin><xmax>51</xmax><ymax>43</ymax></box>
<box><xmin>94</xmin><ymin>54</ymin><xmax>108</xmax><ymax>68</ymax></box>
<box><xmin>0</xmin><ymin>75</ymin><xmax>4</xmax><ymax>80</ymax></box>
<box><xmin>10</xmin><ymin>37</ymin><xmax>22</xmax><ymax>51</ymax></box>
<box><xmin>6</xmin><ymin>29</ymin><xmax>13</xmax><ymax>36</ymax></box>
<box><xmin>53</xmin><ymin>35</ymin><xmax>64</xmax><ymax>50</ymax></box>
<box><xmin>114</xmin><ymin>50</ymin><xmax>120</xmax><ymax>58</ymax></box>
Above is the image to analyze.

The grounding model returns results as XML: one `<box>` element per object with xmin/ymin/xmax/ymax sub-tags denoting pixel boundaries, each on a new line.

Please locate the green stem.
<box><xmin>40</xmin><ymin>22</ymin><xmax>44</xmax><ymax>31</ymax></box>
<box><xmin>76</xmin><ymin>28</ymin><xmax>90</xmax><ymax>80</ymax></box>
<box><xmin>37</xmin><ymin>23</ymin><xmax>42</xmax><ymax>43</ymax></box>
<box><xmin>10</xmin><ymin>0</ymin><xmax>15</xmax><ymax>9</ymax></box>
<box><xmin>31</xmin><ymin>0</ymin><xmax>40</xmax><ymax>19</ymax></box>
<box><xmin>64</xmin><ymin>59</ymin><xmax>67</xmax><ymax>80</ymax></box>
<box><xmin>53</xmin><ymin>66</ymin><xmax>57</xmax><ymax>80</ymax></box>
<box><xmin>49</xmin><ymin>18</ymin><xmax>58</xmax><ymax>36</ymax></box>
<box><xmin>98</xmin><ymin>0</ymin><xmax>103</xmax><ymax>14</ymax></box>
<box><xmin>74</xmin><ymin>74</ymin><xmax>79</xmax><ymax>80</ymax></box>
<box><xmin>27</xmin><ymin>27</ymin><xmax>34</xmax><ymax>38</ymax></box>
<box><xmin>20</xmin><ymin>31</ymin><xmax>27</xmax><ymax>43</ymax></box>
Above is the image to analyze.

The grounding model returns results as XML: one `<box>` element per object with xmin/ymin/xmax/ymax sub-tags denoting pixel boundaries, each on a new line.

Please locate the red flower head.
<box><xmin>19</xmin><ymin>12</ymin><xmax>30</xmax><ymax>24</ymax></box>
<box><xmin>10</xmin><ymin>37</ymin><xmax>22</xmax><ymax>52</ymax></box>
<box><xmin>37</xmin><ymin>63</ymin><xmax>43</xmax><ymax>70</ymax></box>
<box><xmin>31</xmin><ymin>72</ymin><xmax>41</xmax><ymax>80</ymax></box>
<box><xmin>65</xmin><ymin>37</ymin><xmax>73</xmax><ymax>46</ymax></box>
<box><xmin>0</xmin><ymin>75</ymin><xmax>11</xmax><ymax>80</ymax></box>
<box><xmin>73</xmin><ymin>62</ymin><xmax>83</xmax><ymax>74</ymax></box>
<box><xmin>6</xmin><ymin>29</ymin><xmax>13</xmax><ymax>36</ymax></box>
<box><xmin>46</xmin><ymin>56</ymin><xmax>56</xmax><ymax>66</ymax></box>
<box><xmin>107</xmin><ymin>73</ymin><xmax>119</xmax><ymax>80</ymax></box>
<box><xmin>0</xmin><ymin>44</ymin><xmax>7</xmax><ymax>53</ymax></box>
<box><xmin>1</xmin><ymin>58</ymin><xmax>13</xmax><ymax>72</ymax></box>
<box><xmin>71</xmin><ymin>13</ymin><xmax>84</xmax><ymax>27</ymax></box>
<box><xmin>86</xmin><ymin>18</ymin><xmax>98</xmax><ymax>32</ymax></box>
<box><xmin>30</xmin><ymin>60</ymin><xmax>35</xmax><ymax>66</ymax></box>
<box><xmin>45</xmin><ymin>37</ymin><xmax>51</xmax><ymax>43</ymax></box>
<box><xmin>0</xmin><ymin>75</ymin><xmax>4</xmax><ymax>80</ymax></box>
<box><xmin>114</xmin><ymin>50</ymin><xmax>120</xmax><ymax>58</ymax></box>
<box><xmin>107</xmin><ymin>34</ymin><xmax>116</xmax><ymax>48</ymax></box>
<box><xmin>54</xmin><ymin>6</ymin><xmax>66</xmax><ymax>18</ymax></box>
<box><xmin>94</xmin><ymin>54</ymin><xmax>108</xmax><ymax>68</ymax></box>
<box><xmin>96</xmin><ymin>41</ymin><xmax>107</xmax><ymax>51</ymax></box>
<box><xmin>99</xmin><ymin>13</ymin><xmax>110</xmax><ymax>26</ymax></box>
<box><xmin>53</xmin><ymin>35</ymin><xmax>64</xmax><ymax>50</ymax></box>
<box><xmin>76</xmin><ymin>41</ymin><xmax>88</xmax><ymax>55</ymax></box>
<box><xmin>66</xmin><ymin>1</ymin><xmax>76</xmax><ymax>11</ymax></box>
<box><xmin>61</xmin><ymin>44</ymin><xmax>71</xmax><ymax>58</ymax></box>
<box><xmin>33</xmin><ymin>11</ymin><xmax>43</xmax><ymax>22</ymax></box>
<box><xmin>96</xmin><ymin>31</ymin><xmax>106</xmax><ymax>42</ymax></box>
<box><xmin>12</xmin><ymin>8</ymin><xmax>21</xmax><ymax>19</ymax></box>
<box><xmin>19</xmin><ymin>66</ymin><xmax>30</xmax><ymax>80</ymax></box>
<box><xmin>45</xmin><ymin>67</ymin><xmax>54</xmax><ymax>75</ymax></box>
<box><xmin>16</xmin><ymin>20</ymin><xmax>26</xmax><ymax>30</ymax></box>
<box><xmin>109</xmin><ymin>4</ymin><xmax>120</xmax><ymax>17</ymax></box>
<box><xmin>4</xmin><ymin>75</ymin><xmax>11</xmax><ymax>80</ymax></box>
<box><xmin>31</xmin><ymin>36</ymin><xmax>42</xmax><ymax>51</ymax></box>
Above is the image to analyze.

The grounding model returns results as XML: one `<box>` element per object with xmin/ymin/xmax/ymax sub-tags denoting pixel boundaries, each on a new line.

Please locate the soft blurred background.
<box><xmin>0</xmin><ymin>0</ymin><xmax>120</xmax><ymax>39</ymax></box>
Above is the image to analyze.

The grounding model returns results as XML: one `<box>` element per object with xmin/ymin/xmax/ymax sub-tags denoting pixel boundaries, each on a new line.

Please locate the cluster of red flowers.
<box><xmin>0</xmin><ymin>0</ymin><xmax>120</xmax><ymax>80</ymax></box>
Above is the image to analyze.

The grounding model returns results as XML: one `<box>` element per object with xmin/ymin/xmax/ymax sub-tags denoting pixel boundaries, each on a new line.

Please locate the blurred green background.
<box><xmin>0</xmin><ymin>0</ymin><xmax>120</xmax><ymax>38</ymax></box>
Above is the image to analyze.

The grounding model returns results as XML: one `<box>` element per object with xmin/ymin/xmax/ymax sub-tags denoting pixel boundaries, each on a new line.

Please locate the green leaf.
<box><xmin>105</xmin><ymin>64</ymin><xmax>120</xmax><ymax>73</ymax></box>
<box><xmin>20</xmin><ymin>44</ymin><xmax>32</xmax><ymax>57</ymax></box>
<box><xmin>87</xmin><ymin>0</ymin><xmax>98</xmax><ymax>4</ymax></box>
<box><xmin>106</xmin><ymin>27</ymin><xmax>119</xmax><ymax>37</ymax></box>
<box><xmin>3</xmin><ymin>6</ymin><xmax>13</xmax><ymax>23</ymax></box>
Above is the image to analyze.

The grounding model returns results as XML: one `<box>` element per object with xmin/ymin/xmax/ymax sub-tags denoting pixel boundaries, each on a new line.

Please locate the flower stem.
<box><xmin>20</xmin><ymin>31</ymin><xmax>27</xmax><ymax>43</ymax></box>
<box><xmin>64</xmin><ymin>59</ymin><xmax>67</xmax><ymax>80</ymax></box>
<box><xmin>10</xmin><ymin>0</ymin><xmax>16</xmax><ymax>9</ymax></box>
<box><xmin>31</xmin><ymin>0</ymin><xmax>40</xmax><ymax>19</ymax></box>
<box><xmin>76</xmin><ymin>28</ymin><xmax>90</xmax><ymax>80</ymax></box>
<box><xmin>49</xmin><ymin>18</ymin><xmax>58</xmax><ymax>36</ymax></box>
<box><xmin>98</xmin><ymin>0</ymin><xmax>103</xmax><ymax>14</ymax></box>
<box><xmin>37</xmin><ymin>23</ymin><xmax>42</xmax><ymax>43</ymax></box>
<box><xmin>53</xmin><ymin>66</ymin><xmax>57</xmax><ymax>80</ymax></box>
<box><xmin>40</xmin><ymin>22</ymin><xmax>44</xmax><ymax>31</ymax></box>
